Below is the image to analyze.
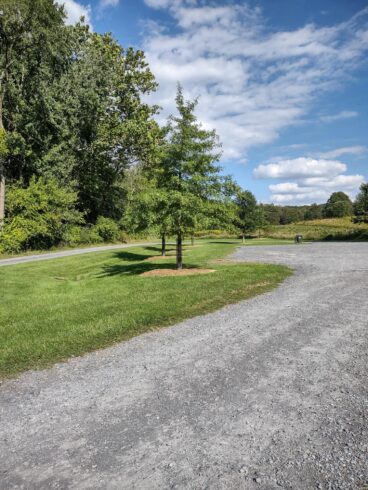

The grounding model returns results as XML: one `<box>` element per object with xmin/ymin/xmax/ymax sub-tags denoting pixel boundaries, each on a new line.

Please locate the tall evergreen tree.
<box><xmin>156</xmin><ymin>85</ymin><xmax>223</xmax><ymax>269</ymax></box>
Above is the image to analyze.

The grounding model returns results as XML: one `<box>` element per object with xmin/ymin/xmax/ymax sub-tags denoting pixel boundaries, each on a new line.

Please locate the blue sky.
<box><xmin>62</xmin><ymin>0</ymin><xmax>368</xmax><ymax>205</ymax></box>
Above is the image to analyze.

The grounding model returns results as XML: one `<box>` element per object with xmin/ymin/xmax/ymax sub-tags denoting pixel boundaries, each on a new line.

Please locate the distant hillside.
<box><xmin>263</xmin><ymin>217</ymin><xmax>368</xmax><ymax>241</ymax></box>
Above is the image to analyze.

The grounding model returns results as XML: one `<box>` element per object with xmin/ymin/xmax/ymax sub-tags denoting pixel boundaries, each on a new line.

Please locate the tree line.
<box><xmin>0</xmin><ymin>0</ymin><xmax>367</xmax><ymax>267</ymax></box>
<box><xmin>261</xmin><ymin>190</ymin><xmax>364</xmax><ymax>226</ymax></box>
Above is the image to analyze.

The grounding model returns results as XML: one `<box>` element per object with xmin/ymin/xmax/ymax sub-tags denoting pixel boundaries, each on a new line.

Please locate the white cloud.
<box><xmin>320</xmin><ymin>110</ymin><xmax>359</xmax><ymax>123</ymax></box>
<box><xmin>256</xmin><ymin>156</ymin><xmax>364</xmax><ymax>203</ymax></box>
<box><xmin>141</xmin><ymin>4</ymin><xmax>368</xmax><ymax>162</ymax></box>
<box><xmin>59</xmin><ymin>0</ymin><xmax>91</xmax><ymax>25</ymax></box>
<box><xmin>253</xmin><ymin>157</ymin><xmax>346</xmax><ymax>179</ymax></box>
<box><xmin>99</xmin><ymin>0</ymin><xmax>119</xmax><ymax>8</ymax></box>
<box><xmin>300</xmin><ymin>175</ymin><xmax>364</xmax><ymax>189</ymax></box>
<box><xmin>271</xmin><ymin>173</ymin><xmax>365</xmax><ymax>203</ymax></box>
<box><xmin>272</xmin><ymin>190</ymin><xmax>329</xmax><ymax>204</ymax></box>
<box><xmin>144</xmin><ymin>0</ymin><xmax>194</xmax><ymax>9</ymax></box>
<box><xmin>317</xmin><ymin>145</ymin><xmax>367</xmax><ymax>159</ymax></box>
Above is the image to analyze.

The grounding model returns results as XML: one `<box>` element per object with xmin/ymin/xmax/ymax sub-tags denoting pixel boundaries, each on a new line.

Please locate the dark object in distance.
<box><xmin>294</xmin><ymin>235</ymin><xmax>303</xmax><ymax>244</ymax></box>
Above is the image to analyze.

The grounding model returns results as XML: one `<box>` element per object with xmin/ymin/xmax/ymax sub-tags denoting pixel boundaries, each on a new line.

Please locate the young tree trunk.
<box><xmin>161</xmin><ymin>234</ymin><xmax>166</xmax><ymax>256</ymax></box>
<box><xmin>0</xmin><ymin>95</ymin><xmax>5</xmax><ymax>228</ymax></box>
<box><xmin>191</xmin><ymin>235</ymin><xmax>194</xmax><ymax>246</ymax></box>
<box><xmin>176</xmin><ymin>232</ymin><xmax>183</xmax><ymax>270</ymax></box>
<box><xmin>0</xmin><ymin>172</ymin><xmax>4</xmax><ymax>227</ymax></box>
<box><xmin>242</xmin><ymin>233</ymin><xmax>245</xmax><ymax>243</ymax></box>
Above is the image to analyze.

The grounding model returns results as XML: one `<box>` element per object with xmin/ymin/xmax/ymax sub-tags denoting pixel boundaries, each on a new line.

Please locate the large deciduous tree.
<box><xmin>45</xmin><ymin>33</ymin><xmax>160</xmax><ymax>221</ymax></box>
<box><xmin>0</xmin><ymin>0</ymin><xmax>68</xmax><ymax>222</ymax></box>
<box><xmin>0</xmin><ymin>0</ymin><xmax>160</xmax><ymax>225</ymax></box>
<box><xmin>322</xmin><ymin>192</ymin><xmax>353</xmax><ymax>218</ymax></box>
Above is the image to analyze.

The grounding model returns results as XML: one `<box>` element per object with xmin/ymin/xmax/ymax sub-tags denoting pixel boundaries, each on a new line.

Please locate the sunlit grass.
<box><xmin>0</xmin><ymin>239</ymin><xmax>292</xmax><ymax>378</ymax></box>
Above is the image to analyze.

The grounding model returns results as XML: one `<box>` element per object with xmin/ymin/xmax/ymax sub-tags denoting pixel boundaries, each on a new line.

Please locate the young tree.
<box><xmin>234</xmin><ymin>190</ymin><xmax>257</xmax><ymax>242</ymax></box>
<box><xmin>322</xmin><ymin>192</ymin><xmax>353</xmax><ymax>218</ymax></box>
<box><xmin>353</xmin><ymin>182</ymin><xmax>368</xmax><ymax>223</ymax></box>
<box><xmin>254</xmin><ymin>205</ymin><xmax>269</xmax><ymax>237</ymax></box>
<box><xmin>157</xmin><ymin>85</ymin><xmax>222</xmax><ymax>269</ymax></box>
<box><xmin>0</xmin><ymin>127</ymin><xmax>7</xmax><ymax>227</ymax></box>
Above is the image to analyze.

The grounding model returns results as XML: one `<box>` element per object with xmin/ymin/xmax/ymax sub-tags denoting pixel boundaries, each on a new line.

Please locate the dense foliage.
<box><xmin>0</xmin><ymin>178</ymin><xmax>82</xmax><ymax>252</ymax></box>
<box><xmin>322</xmin><ymin>192</ymin><xmax>353</xmax><ymax>218</ymax></box>
<box><xmin>353</xmin><ymin>183</ymin><xmax>368</xmax><ymax>223</ymax></box>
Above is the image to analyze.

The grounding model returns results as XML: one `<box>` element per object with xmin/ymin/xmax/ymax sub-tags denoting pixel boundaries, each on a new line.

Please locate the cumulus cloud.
<box><xmin>141</xmin><ymin>3</ymin><xmax>368</xmax><ymax>160</ymax></box>
<box><xmin>59</xmin><ymin>0</ymin><xmax>91</xmax><ymax>25</ymax></box>
<box><xmin>253</xmin><ymin>157</ymin><xmax>346</xmax><ymax>179</ymax></box>
<box><xmin>320</xmin><ymin>110</ymin><xmax>359</xmax><ymax>123</ymax></box>
<box><xmin>255</xmin><ymin>157</ymin><xmax>364</xmax><ymax>203</ymax></box>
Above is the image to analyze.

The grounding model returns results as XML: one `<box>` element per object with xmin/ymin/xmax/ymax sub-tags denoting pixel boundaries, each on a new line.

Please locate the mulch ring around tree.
<box><xmin>141</xmin><ymin>268</ymin><xmax>216</xmax><ymax>277</ymax></box>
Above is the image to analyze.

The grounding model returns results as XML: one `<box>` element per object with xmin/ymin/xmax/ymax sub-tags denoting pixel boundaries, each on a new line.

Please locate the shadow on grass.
<box><xmin>322</xmin><ymin>230</ymin><xmax>368</xmax><ymax>241</ymax></box>
<box><xmin>99</xmin><ymin>261</ymin><xmax>201</xmax><ymax>278</ymax></box>
<box><xmin>112</xmin><ymin>250</ymin><xmax>153</xmax><ymax>262</ymax></box>
<box><xmin>99</xmin><ymin>255</ymin><xmax>201</xmax><ymax>278</ymax></box>
<box><xmin>98</xmin><ymin>245</ymin><xmax>207</xmax><ymax>278</ymax></box>
<box><xmin>98</xmin><ymin>261</ymin><xmax>177</xmax><ymax>277</ymax></box>
<box><xmin>113</xmin><ymin>247</ymin><xmax>180</xmax><ymax>260</ymax></box>
<box><xmin>144</xmin><ymin>245</ymin><xmax>173</xmax><ymax>252</ymax></box>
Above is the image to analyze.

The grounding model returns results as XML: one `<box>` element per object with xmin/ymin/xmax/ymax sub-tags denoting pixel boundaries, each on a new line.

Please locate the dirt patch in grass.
<box><xmin>144</xmin><ymin>255</ymin><xmax>175</xmax><ymax>261</ymax></box>
<box><xmin>141</xmin><ymin>268</ymin><xmax>216</xmax><ymax>277</ymax></box>
<box><xmin>210</xmin><ymin>259</ymin><xmax>241</xmax><ymax>265</ymax></box>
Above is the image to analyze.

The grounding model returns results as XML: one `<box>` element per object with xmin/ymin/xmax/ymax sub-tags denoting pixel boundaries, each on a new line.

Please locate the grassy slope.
<box><xmin>263</xmin><ymin>217</ymin><xmax>368</xmax><ymax>240</ymax></box>
<box><xmin>0</xmin><ymin>239</ymin><xmax>291</xmax><ymax>378</ymax></box>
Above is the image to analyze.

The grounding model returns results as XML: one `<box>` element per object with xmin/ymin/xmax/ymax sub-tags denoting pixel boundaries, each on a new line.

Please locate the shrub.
<box><xmin>0</xmin><ymin>178</ymin><xmax>83</xmax><ymax>253</ymax></box>
<box><xmin>93</xmin><ymin>217</ymin><xmax>120</xmax><ymax>242</ymax></box>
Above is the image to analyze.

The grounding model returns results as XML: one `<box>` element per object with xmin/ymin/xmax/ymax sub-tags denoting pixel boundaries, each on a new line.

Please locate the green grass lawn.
<box><xmin>0</xmin><ymin>239</ymin><xmax>292</xmax><ymax>378</ymax></box>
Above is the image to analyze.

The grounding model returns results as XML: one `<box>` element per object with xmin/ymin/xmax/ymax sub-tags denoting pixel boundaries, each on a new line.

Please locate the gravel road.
<box><xmin>0</xmin><ymin>242</ymin><xmax>367</xmax><ymax>489</ymax></box>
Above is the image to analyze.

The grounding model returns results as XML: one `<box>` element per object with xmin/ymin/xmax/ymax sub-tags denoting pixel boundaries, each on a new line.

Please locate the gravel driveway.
<box><xmin>0</xmin><ymin>242</ymin><xmax>367</xmax><ymax>489</ymax></box>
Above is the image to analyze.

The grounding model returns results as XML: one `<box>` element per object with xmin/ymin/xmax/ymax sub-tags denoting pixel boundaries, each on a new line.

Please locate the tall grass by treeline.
<box><xmin>262</xmin><ymin>217</ymin><xmax>368</xmax><ymax>241</ymax></box>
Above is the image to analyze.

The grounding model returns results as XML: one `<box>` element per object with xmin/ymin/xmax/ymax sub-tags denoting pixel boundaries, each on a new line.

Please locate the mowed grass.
<box><xmin>0</xmin><ymin>239</ymin><xmax>292</xmax><ymax>378</ymax></box>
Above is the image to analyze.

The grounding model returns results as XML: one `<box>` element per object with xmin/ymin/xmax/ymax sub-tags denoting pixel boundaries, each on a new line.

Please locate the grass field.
<box><xmin>0</xmin><ymin>239</ymin><xmax>291</xmax><ymax>378</ymax></box>
<box><xmin>263</xmin><ymin>217</ymin><xmax>368</xmax><ymax>241</ymax></box>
